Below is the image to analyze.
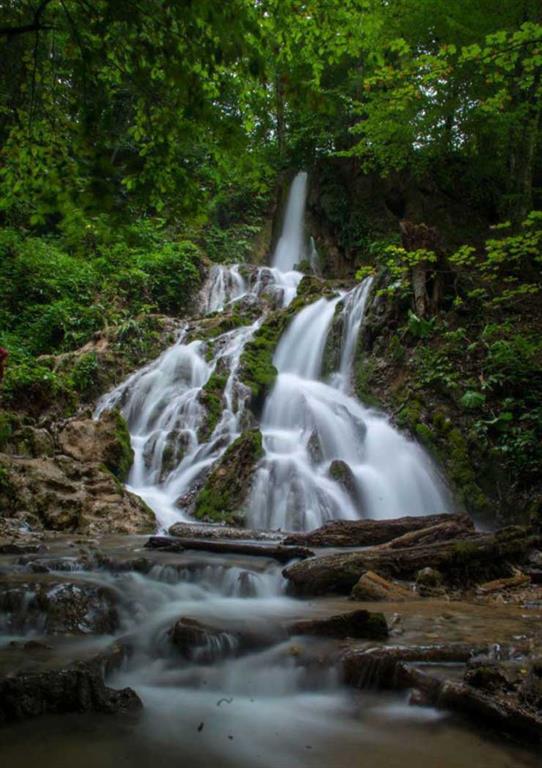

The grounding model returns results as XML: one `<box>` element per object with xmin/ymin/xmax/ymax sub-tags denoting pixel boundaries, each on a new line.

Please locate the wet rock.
<box><xmin>58</xmin><ymin>409</ymin><xmax>133</xmax><ymax>481</ymax></box>
<box><xmin>169</xmin><ymin>617</ymin><xmax>239</xmax><ymax>663</ymax></box>
<box><xmin>351</xmin><ymin>570</ymin><xmax>413</xmax><ymax>602</ymax></box>
<box><xmin>328</xmin><ymin>460</ymin><xmax>360</xmax><ymax>503</ymax></box>
<box><xmin>169</xmin><ymin>617</ymin><xmax>272</xmax><ymax>661</ymax></box>
<box><xmin>192</xmin><ymin>429</ymin><xmax>263</xmax><ymax>524</ymax></box>
<box><xmin>0</xmin><ymin>451</ymin><xmax>155</xmax><ymax>535</ymax></box>
<box><xmin>520</xmin><ymin>660</ymin><xmax>542</xmax><ymax>711</ymax></box>
<box><xmin>0</xmin><ymin>661</ymin><xmax>141</xmax><ymax>723</ymax></box>
<box><xmin>0</xmin><ymin>579</ymin><xmax>119</xmax><ymax>635</ymax></box>
<box><xmin>289</xmin><ymin>609</ymin><xmax>388</xmax><ymax>640</ymax></box>
<box><xmin>416</xmin><ymin>567</ymin><xmax>443</xmax><ymax>588</ymax></box>
<box><xmin>0</xmin><ymin>541</ymin><xmax>45</xmax><ymax>555</ymax></box>
<box><xmin>464</xmin><ymin>664</ymin><xmax>513</xmax><ymax>693</ymax></box>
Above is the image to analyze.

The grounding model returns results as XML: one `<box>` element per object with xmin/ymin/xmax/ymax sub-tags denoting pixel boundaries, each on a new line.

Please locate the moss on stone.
<box><xmin>104</xmin><ymin>410</ymin><xmax>134</xmax><ymax>482</ymax></box>
<box><xmin>198</xmin><ymin>372</ymin><xmax>228</xmax><ymax>441</ymax></box>
<box><xmin>193</xmin><ymin>429</ymin><xmax>263</xmax><ymax>524</ymax></box>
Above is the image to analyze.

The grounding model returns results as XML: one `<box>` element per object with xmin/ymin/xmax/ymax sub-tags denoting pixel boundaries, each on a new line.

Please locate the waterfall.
<box><xmin>201</xmin><ymin>264</ymin><xmax>246</xmax><ymax>313</ymax></box>
<box><xmin>247</xmin><ymin>282</ymin><xmax>451</xmax><ymax>531</ymax></box>
<box><xmin>271</xmin><ymin>171</ymin><xmax>308</xmax><ymax>271</ymax></box>
<box><xmin>97</xmin><ymin>171</ymin><xmax>452</xmax><ymax>532</ymax></box>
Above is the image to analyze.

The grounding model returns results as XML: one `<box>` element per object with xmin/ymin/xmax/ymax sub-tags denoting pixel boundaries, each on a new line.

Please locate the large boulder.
<box><xmin>0</xmin><ymin>661</ymin><xmax>141</xmax><ymax>723</ymax></box>
<box><xmin>192</xmin><ymin>429</ymin><xmax>263</xmax><ymax>524</ymax></box>
<box><xmin>58</xmin><ymin>410</ymin><xmax>133</xmax><ymax>481</ymax></box>
<box><xmin>0</xmin><ymin>452</ymin><xmax>155</xmax><ymax>535</ymax></box>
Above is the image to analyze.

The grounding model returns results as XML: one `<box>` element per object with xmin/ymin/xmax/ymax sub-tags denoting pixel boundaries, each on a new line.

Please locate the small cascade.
<box><xmin>272</xmin><ymin>171</ymin><xmax>308</xmax><ymax>272</ymax></box>
<box><xmin>201</xmin><ymin>264</ymin><xmax>246</xmax><ymax>313</ymax></box>
<box><xmin>332</xmin><ymin>276</ymin><xmax>374</xmax><ymax>392</ymax></box>
<box><xmin>96</xmin><ymin>321</ymin><xmax>260</xmax><ymax>530</ymax></box>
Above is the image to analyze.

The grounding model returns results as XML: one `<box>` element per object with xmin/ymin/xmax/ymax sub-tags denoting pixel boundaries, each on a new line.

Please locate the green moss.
<box><xmin>70</xmin><ymin>352</ymin><xmax>100</xmax><ymax>399</ymax></box>
<box><xmin>193</xmin><ymin>429</ymin><xmax>263</xmax><ymax>524</ymax></box>
<box><xmin>104</xmin><ymin>410</ymin><xmax>134</xmax><ymax>482</ymax></box>
<box><xmin>388</xmin><ymin>334</ymin><xmax>405</xmax><ymax>364</ymax></box>
<box><xmin>199</xmin><ymin>372</ymin><xmax>228</xmax><ymax>440</ymax></box>
<box><xmin>355</xmin><ymin>358</ymin><xmax>381</xmax><ymax>408</ymax></box>
<box><xmin>415</xmin><ymin>422</ymin><xmax>434</xmax><ymax>448</ymax></box>
<box><xmin>0</xmin><ymin>411</ymin><xmax>17</xmax><ymax>450</ymax></box>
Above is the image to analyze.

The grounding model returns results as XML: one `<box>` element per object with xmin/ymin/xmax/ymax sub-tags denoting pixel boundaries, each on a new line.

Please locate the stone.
<box><xmin>0</xmin><ymin>579</ymin><xmax>119</xmax><ymax>635</ymax></box>
<box><xmin>416</xmin><ymin>567</ymin><xmax>443</xmax><ymax>588</ymax></box>
<box><xmin>192</xmin><ymin>429</ymin><xmax>263</xmax><ymax>524</ymax></box>
<box><xmin>0</xmin><ymin>451</ymin><xmax>155</xmax><ymax>535</ymax></box>
<box><xmin>0</xmin><ymin>662</ymin><xmax>142</xmax><ymax>723</ymax></box>
<box><xmin>351</xmin><ymin>570</ymin><xmax>413</xmax><ymax>602</ymax></box>
<box><xmin>58</xmin><ymin>409</ymin><xmax>133</xmax><ymax>481</ymax></box>
<box><xmin>289</xmin><ymin>609</ymin><xmax>388</xmax><ymax>640</ymax></box>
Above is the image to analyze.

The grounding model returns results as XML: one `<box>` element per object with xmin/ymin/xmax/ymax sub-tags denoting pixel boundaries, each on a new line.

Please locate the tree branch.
<box><xmin>0</xmin><ymin>0</ymin><xmax>55</xmax><ymax>39</ymax></box>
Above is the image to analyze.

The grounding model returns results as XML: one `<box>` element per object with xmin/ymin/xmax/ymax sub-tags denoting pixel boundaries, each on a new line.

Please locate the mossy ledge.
<box><xmin>193</xmin><ymin>429</ymin><xmax>263</xmax><ymax>525</ymax></box>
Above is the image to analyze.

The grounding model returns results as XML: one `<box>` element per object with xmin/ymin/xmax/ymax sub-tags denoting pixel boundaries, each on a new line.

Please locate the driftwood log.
<box><xmin>145</xmin><ymin>536</ymin><xmax>314</xmax><ymax>563</ymax></box>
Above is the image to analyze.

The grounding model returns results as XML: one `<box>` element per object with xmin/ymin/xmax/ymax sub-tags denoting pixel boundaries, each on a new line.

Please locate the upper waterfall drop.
<box><xmin>271</xmin><ymin>171</ymin><xmax>308</xmax><ymax>272</ymax></box>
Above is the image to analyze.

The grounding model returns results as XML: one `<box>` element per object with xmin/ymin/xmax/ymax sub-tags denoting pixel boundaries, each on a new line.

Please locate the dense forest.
<box><xmin>1</xmin><ymin>1</ymin><xmax>542</xmax><ymax>763</ymax></box>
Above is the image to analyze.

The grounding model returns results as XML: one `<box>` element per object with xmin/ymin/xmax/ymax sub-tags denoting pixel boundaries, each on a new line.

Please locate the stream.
<box><xmin>1</xmin><ymin>173</ymin><xmax>540</xmax><ymax>766</ymax></box>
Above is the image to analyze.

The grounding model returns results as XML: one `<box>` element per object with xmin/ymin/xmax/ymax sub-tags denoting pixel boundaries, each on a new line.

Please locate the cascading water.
<box><xmin>97</xmin><ymin>170</ymin><xmax>451</xmax><ymax>532</ymax></box>
<box><xmin>247</xmin><ymin>282</ymin><xmax>451</xmax><ymax>531</ymax></box>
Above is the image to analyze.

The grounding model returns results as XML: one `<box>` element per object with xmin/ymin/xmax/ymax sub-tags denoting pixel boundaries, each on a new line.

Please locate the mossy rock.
<box><xmin>101</xmin><ymin>410</ymin><xmax>134</xmax><ymax>482</ymax></box>
<box><xmin>198</xmin><ymin>371</ymin><xmax>228</xmax><ymax>441</ymax></box>
<box><xmin>193</xmin><ymin>429</ymin><xmax>263</xmax><ymax>525</ymax></box>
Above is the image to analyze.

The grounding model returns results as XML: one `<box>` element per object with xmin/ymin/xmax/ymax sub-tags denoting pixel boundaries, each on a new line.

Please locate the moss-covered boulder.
<box><xmin>193</xmin><ymin>429</ymin><xmax>263</xmax><ymax>525</ymax></box>
<box><xmin>198</xmin><ymin>371</ymin><xmax>228</xmax><ymax>441</ymax></box>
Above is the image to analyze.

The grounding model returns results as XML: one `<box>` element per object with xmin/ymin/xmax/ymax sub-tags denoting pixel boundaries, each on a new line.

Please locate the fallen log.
<box><xmin>145</xmin><ymin>536</ymin><xmax>314</xmax><ymax>563</ymax></box>
<box><xmin>350</xmin><ymin>570</ymin><xmax>415</xmax><ymax>601</ymax></box>
<box><xmin>283</xmin><ymin>527</ymin><xmax>528</xmax><ymax>595</ymax></box>
<box><xmin>168</xmin><ymin>522</ymin><xmax>282</xmax><ymax>542</ymax></box>
<box><xmin>377</xmin><ymin>520</ymin><xmax>476</xmax><ymax>550</ymax></box>
<box><xmin>283</xmin><ymin>513</ymin><xmax>473</xmax><ymax>548</ymax></box>
<box><xmin>476</xmin><ymin>573</ymin><xmax>531</xmax><ymax>594</ymax></box>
